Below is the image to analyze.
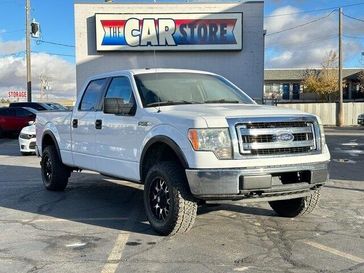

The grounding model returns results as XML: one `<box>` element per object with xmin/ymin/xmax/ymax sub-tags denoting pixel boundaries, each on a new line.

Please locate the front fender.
<box><xmin>140</xmin><ymin>124</ymin><xmax>194</xmax><ymax>167</ymax></box>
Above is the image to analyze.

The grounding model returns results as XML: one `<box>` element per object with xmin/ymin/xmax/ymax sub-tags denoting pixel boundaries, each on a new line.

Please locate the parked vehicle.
<box><xmin>19</xmin><ymin>123</ymin><xmax>36</xmax><ymax>155</ymax></box>
<box><xmin>9</xmin><ymin>102</ymin><xmax>68</xmax><ymax>111</ymax></box>
<box><xmin>0</xmin><ymin>107</ymin><xmax>36</xmax><ymax>137</ymax></box>
<box><xmin>36</xmin><ymin>69</ymin><xmax>330</xmax><ymax>235</ymax></box>
<box><xmin>358</xmin><ymin>113</ymin><xmax>364</xmax><ymax>125</ymax></box>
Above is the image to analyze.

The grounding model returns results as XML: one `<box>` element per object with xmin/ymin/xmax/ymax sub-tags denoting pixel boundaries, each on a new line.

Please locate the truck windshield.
<box><xmin>134</xmin><ymin>73</ymin><xmax>255</xmax><ymax>107</ymax></box>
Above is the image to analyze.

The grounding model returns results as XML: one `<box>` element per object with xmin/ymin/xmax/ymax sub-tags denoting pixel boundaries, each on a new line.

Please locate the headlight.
<box><xmin>188</xmin><ymin>128</ymin><xmax>232</xmax><ymax>159</ymax></box>
<box><xmin>19</xmin><ymin>133</ymin><xmax>35</xmax><ymax>139</ymax></box>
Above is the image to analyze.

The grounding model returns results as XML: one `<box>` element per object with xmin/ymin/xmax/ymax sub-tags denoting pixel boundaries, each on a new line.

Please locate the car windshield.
<box><xmin>134</xmin><ymin>73</ymin><xmax>255</xmax><ymax>107</ymax></box>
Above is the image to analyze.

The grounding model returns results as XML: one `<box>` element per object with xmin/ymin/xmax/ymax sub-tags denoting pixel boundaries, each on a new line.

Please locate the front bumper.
<box><xmin>18</xmin><ymin>138</ymin><xmax>36</xmax><ymax>153</ymax></box>
<box><xmin>185</xmin><ymin>162</ymin><xmax>329</xmax><ymax>201</ymax></box>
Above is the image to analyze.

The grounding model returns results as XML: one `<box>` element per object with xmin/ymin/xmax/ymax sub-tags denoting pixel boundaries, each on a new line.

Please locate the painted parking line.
<box><xmin>101</xmin><ymin>232</ymin><xmax>130</xmax><ymax>273</ymax></box>
<box><xmin>101</xmin><ymin>192</ymin><xmax>142</xmax><ymax>273</ymax></box>
<box><xmin>304</xmin><ymin>240</ymin><xmax>364</xmax><ymax>264</ymax></box>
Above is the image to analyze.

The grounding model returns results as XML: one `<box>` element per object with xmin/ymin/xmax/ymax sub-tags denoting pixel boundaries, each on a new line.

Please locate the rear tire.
<box><xmin>144</xmin><ymin>162</ymin><xmax>197</xmax><ymax>236</ymax></box>
<box><xmin>41</xmin><ymin>145</ymin><xmax>70</xmax><ymax>191</ymax></box>
<box><xmin>269</xmin><ymin>189</ymin><xmax>321</xmax><ymax>217</ymax></box>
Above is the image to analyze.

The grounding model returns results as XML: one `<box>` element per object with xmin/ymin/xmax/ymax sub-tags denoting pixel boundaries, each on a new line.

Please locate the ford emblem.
<box><xmin>273</xmin><ymin>132</ymin><xmax>294</xmax><ymax>142</ymax></box>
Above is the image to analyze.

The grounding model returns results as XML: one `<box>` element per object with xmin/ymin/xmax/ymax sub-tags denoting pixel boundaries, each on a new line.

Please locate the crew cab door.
<box><xmin>94</xmin><ymin>75</ymin><xmax>142</xmax><ymax>180</ymax></box>
<box><xmin>71</xmin><ymin>78</ymin><xmax>107</xmax><ymax>170</ymax></box>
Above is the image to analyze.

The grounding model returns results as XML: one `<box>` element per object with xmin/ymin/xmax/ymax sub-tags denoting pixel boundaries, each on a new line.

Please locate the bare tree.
<box><xmin>302</xmin><ymin>51</ymin><xmax>340</xmax><ymax>102</ymax></box>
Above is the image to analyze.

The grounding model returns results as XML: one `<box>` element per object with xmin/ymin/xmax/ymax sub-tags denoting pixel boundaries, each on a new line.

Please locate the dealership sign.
<box><xmin>95</xmin><ymin>13</ymin><xmax>242</xmax><ymax>51</ymax></box>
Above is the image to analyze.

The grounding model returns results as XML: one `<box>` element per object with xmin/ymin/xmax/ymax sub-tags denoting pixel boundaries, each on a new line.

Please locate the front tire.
<box><xmin>269</xmin><ymin>189</ymin><xmax>321</xmax><ymax>217</ymax></box>
<box><xmin>144</xmin><ymin>162</ymin><xmax>197</xmax><ymax>236</ymax></box>
<box><xmin>41</xmin><ymin>145</ymin><xmax>70</xmax><ymax>191</ymax></box>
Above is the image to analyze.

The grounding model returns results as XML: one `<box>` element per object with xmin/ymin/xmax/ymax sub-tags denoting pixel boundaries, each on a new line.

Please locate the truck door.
<box><xmin>94</xmin><ymin>75</ymin><xmax>142</xmax><ymax>181</ymax></box>
<box><xmin>71</xmin><ymin>78</ymin><xmax>108</xmax><ymax>170</ymax></box>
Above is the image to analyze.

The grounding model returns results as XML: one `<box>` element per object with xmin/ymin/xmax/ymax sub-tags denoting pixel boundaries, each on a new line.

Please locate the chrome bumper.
<box><xmin>185</xmin><ymin>162</ymin><xmax>329</xmax><ymax>200</ymax></box>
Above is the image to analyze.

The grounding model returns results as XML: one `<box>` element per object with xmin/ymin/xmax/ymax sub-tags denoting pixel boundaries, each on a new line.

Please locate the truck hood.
<box><xmin>156</xmin><ymin>103</ymin><xmax>313</xmax><ymax>127</ymax></box>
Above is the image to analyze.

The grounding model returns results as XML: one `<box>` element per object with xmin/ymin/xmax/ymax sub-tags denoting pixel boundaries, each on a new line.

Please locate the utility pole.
<box><xmin>25</xmin><ymin>0</ymin><xmax>32</xmax><ymax>102</ymax></box>
<box><xmin>337</xmin><ymin>8</ymin><xmax>344</xmax><ymax>127</ymax></box>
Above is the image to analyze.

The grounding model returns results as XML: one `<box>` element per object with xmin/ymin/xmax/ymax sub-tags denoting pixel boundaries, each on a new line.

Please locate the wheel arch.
<box><xmin>41</xmin><ymin>131</ymin><xmax>62</xmax><ymax>161</ymax></box>
<box><xmin>140</xmin><ymin>136</ymin><xmax>189</xmax><ymax>183</ymax></box>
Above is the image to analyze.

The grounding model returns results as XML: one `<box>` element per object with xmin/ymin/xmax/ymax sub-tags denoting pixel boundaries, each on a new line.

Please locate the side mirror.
<box><xmin>28</xmin><ymin>121</ymin><xmax>35</xmax><ymax>126</ymax></box>
<box><xmin>103</xmin><ymin>97</ymin><xmax>136</xmax><ymax>116</ymax></box>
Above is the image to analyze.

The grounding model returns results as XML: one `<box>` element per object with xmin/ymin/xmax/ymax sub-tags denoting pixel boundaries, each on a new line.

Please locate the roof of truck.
<box><xmin>87</xmin><ymin>68</ymin><xmax>215</xmax><ymax>81</ymax></box>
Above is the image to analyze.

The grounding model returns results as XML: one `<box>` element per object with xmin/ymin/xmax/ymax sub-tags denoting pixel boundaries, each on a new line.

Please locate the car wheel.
<box><xmin>41</xmin><ymin>145</ymin><xmax>71</xmax><ymax>191</ymax></box>
<box><xmin>0</xmin><ymin>127</ymin><xmax>4</xmax><ymax>138</ymax></box>
<box><xmin>144</xmin><ymin>162</ymin><xmax>197</xmax><ymax>236</ymax></box>
<box><xmin>269</xmin><ymin>189</ymin><xmax>321</xmax><ymax>217</ymax></box>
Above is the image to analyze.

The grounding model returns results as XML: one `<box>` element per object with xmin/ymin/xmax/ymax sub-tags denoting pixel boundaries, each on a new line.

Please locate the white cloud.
<box><xmin>0</xmin><ymin>48</ymin><xmax>76</xmax><ymax>101</ymax></box>
<box><xmin>0</xmin><ymin>39</ymin><xmax>25</xmax><ymax>55</ymax></box>
<box><xmin>265</xmin><ymin>6</ymin><xmax>364</xmax><ymax>68</ymax></box>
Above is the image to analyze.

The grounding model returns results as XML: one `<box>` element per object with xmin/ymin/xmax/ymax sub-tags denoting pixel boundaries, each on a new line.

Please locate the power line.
<box><xmin>343</xmin><ymin>13</ymin><xmax>364</xmax><ymax>23</ymax></box>
<box><xmin>343</xmin><ymin>34</ymin><xmax>364</xmax><ymax>39</ymax></box>
<box><xmin>32</xmin><ymin>50</ymin><xmax>75</xmax><ymax>57</ymax></box>
<box><xmin>36</xmin><ymin>39</ymin><xmax>75</xmax><ymax>48</ymax></box>
<box><xmin>1</xmin><ymin>29</ymin><xmax>25</xmax><ymax>34</ymax></box>
<box><xmin>268</xmin><ymin>34</ymin><xmax>338</xmax><ymax>48</ymax></box>
<box><xmin>264</xmin><ymin>2</ymin><xmax>364</xmax><ymax>18</ymax></box>
<box><xmin>266</xmin><ymin>10</ymin><xmax>336</xmax><ymax>36</ymax></box>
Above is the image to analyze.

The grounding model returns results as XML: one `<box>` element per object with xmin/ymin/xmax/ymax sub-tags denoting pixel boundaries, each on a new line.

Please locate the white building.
<box><xmin>74</xmin><ymin>1</ymin><xmax>264</xmax><ymax>100</ymax></box>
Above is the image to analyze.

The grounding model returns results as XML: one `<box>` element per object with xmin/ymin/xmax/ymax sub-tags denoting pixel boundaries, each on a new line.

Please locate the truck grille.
<box><xmin>236</xmin><ymin>119</ymin><xmax>318</xmax><ymax>156</ymax></box>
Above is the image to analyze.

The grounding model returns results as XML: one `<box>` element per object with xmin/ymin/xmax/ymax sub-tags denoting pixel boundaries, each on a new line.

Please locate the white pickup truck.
<box><xmin>36</xmin><ymin>69</ymin><xmax>330</xmax><ymax>235</ymax></box>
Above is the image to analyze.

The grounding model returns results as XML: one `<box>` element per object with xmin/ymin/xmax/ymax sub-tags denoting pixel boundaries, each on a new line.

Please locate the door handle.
<box><xmin>72</xmin><ymin>119</ymin><xmax>78</xmax><ymax>128</ymax></box>
<box><xmin>95</xmin><ymin>119</ymin><xmax>102</xmax><ymax>129</ymax></box>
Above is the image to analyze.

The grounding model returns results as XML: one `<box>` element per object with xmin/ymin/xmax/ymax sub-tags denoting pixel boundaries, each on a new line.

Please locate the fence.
<box><xmin>277</xmin><ymin>102</ymin><xmax>364</xmax><ymax>126</ymax></box>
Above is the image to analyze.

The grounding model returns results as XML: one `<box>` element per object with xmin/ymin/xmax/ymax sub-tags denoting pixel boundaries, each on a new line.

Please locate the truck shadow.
<box><xmin>0</xmin><ymin>164</ymin><xmax>277</xmax><ymax>235</ymax></box>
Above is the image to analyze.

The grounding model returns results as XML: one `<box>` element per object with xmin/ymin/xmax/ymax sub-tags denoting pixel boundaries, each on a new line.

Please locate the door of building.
<box><xmin>282</xmin><ymin>84</ymin><xmax>290</xmax><ymax>100</ymax></box>
<box><xmin>292</xmin><ymin>83</ymin><xmax>300</xmax><ymax>100</ymax></box>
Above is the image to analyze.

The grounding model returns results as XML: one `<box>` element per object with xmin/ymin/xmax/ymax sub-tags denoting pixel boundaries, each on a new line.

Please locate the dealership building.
<box><xmin>74</xmin><ymin>1</ymin><xmax>264</xmax><ymax>100</ymax></box>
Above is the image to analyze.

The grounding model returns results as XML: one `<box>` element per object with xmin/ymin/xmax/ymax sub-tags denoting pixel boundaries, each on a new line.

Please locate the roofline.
<box><xmin>265</xmin><ymin>67</ymin><xmax>364</xmax><ymax>70</ymax></box>
<box><xmin>74</xmin><ymin>1</ymin><xmax>258</xmax><ymax>5</ymax></box>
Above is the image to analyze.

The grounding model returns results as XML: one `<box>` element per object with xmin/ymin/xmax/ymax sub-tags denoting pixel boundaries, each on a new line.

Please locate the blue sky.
<box><xmin>0</xmin><ymin>0</ymin><xmax>364</xmax><ymax>99</ymax></box>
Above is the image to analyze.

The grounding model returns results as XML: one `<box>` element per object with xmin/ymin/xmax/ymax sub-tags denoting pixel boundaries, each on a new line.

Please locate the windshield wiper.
<box><xmin>204</xmin><ymin>99</ymin><xmax>240</xmax><ymax>104</ymax></box>
<box><xmin>146</xmin><ymin>100</ymin><xmax>201</xmax><ymax>107</ymax></box>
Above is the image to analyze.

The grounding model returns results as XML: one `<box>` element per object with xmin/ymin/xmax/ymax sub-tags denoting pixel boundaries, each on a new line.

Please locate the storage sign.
<box><xmin>95</xmin><ymin>13</ymin><xmax>242</xmax><ymax>51</ymax></box>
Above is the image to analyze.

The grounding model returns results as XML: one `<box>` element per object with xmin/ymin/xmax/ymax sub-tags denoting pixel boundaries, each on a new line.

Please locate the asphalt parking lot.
<box><xmin>0</xmin><ymin>127</ymin><xmax>363</xmax><ymax>273</ymax></box>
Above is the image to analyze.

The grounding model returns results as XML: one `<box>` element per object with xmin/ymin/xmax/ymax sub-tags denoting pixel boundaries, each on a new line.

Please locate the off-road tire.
<box><xmin>269</xmin><ymin>189</ymin><xmax>321</xmax><ymax>217</ymax></box>
<box><xmin>144</xmin><ymin>162</ymin><xmax>197</xmax><ymax>236</ymax></box>
<box><xmin>41</xmin><ymin>145</ymin><xmax>70</xmax><ymax>191</ymax></box>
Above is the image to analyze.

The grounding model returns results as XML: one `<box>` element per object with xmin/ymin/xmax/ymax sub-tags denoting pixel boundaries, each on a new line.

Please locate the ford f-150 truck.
<box><xmin>36</xmin><ymin>69</ymin><xmax>330</xmax><ymax>235</ymax></box>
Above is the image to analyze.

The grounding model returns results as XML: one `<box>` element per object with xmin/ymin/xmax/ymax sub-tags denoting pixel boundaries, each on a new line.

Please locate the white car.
<box><xmin>358</xmin><ymin>113</ymin><xmax>364</xmax><ymax>126</ymax></box>
<box><xmin>19</xmin><ymin>123</ymin><xmax>36</xmax><ymax>155</ymax></box>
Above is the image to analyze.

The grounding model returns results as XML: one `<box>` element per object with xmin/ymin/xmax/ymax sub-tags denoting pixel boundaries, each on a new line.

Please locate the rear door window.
<box><xmin>15</xmin><ymin>108</ymin><xmax>34</xmax><ymax>117</ymax></box>
<box><xmin>0</xmin><ymin>108</ymin><xmax>9</xmax><ymax>116</ymax></box>
<box><xmin>79</xmin><ymin>79</ymin><xmax>107</xmax><ymax>111</ymax></box>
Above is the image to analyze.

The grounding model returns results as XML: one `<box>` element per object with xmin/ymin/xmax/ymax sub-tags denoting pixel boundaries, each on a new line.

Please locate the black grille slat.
<box><xmin>251</xmin><ymin>147</ymin><xmax>311</xmax><ymax>155</ymax></box>
<box><xmin>244</xmin><ymin>133</ymin><xmax>313</xmax><ymax>143</ymax></box>
<box><xmin>245</xmin><ymin>122</ymin><xmax>309</xmax><ymax>129</ymax></box>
